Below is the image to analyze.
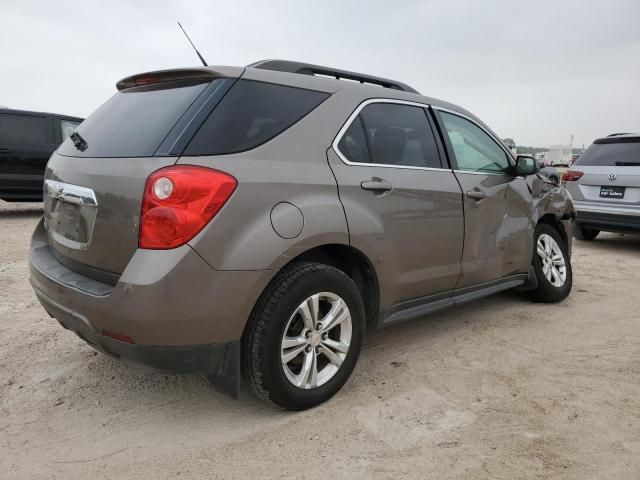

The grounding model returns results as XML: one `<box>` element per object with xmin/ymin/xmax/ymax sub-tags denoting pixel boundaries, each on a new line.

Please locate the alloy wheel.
<box><xmin>280</xmin><ymin>292</ymin><xmax>352</xmax><ymax>389</ymax></box>
<box><xmin>536</xmin><ymin>233</ymin><xmax>567</xmax><ymax>287</ymax></box>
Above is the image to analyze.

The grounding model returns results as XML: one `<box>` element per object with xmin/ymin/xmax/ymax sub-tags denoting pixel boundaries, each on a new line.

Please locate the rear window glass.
<box><xmin>0</xmin><ymin>113</ymin><xmax>51</xmax><ymax>144</ymax></box>
<box><xmin>57</xmin><ymin>79</ymin><xmax>210</xmax><ymax>158</ymax></box>
<box><xmin>184</xmin><ymin>80</ymin><xmax>329</xmax><ymax>156</ymax></box>
<box><xmin>576</xmin><ymin>140</ymin><xmax>640</xmax><ymax>166</ymax></box>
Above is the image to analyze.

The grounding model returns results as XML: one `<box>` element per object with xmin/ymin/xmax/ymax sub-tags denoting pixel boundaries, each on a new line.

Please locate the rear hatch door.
<box><xmin>43</xmin><ymin>68</ymin><xmax>240</xmax><ymax>277</ymax></box>
<box><xmin>573</xmin><ymin>137</ymin><xmax>640</xmax><ymax>205</ymax></box>
<box><xmin>576</xmin><ymin>166</ymin><xmax>640</xmax><ymax>205</ymax></box>
<box><xmin>44</xmin><ymin>155</ymin><xmax>177</xmax><ymax>275</ymax></box>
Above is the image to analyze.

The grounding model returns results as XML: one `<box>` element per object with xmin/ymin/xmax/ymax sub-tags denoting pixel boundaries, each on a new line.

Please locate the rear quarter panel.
<box><xmin>182</xmin><ymin>91</ymin><xmax>355</xmax><ymax>271</ymax></box>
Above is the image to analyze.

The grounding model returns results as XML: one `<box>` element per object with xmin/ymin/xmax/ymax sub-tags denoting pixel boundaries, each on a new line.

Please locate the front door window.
<box><xmin>439</xmin><ymin>111</ymin><xmax>510</xmax><ymax>174</ymax></box>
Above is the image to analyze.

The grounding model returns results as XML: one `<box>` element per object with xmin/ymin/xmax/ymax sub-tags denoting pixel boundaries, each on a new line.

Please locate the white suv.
<box><xmin>563</xmin><ymin>134</ymin><xmax>640</xmax><ymax>240</ymax></box>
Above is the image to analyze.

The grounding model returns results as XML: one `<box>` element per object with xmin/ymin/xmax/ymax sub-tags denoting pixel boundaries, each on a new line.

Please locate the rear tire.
<box><xmin>242</xmin><ymin>262</ymin><xmax>365</xmax><ymax>410</ymax></box>
<box><xmin>574</xmin><ymin>227</ymin><xmax>599</xmax><ymax>241</ymax></box>
<box><xmin>529</xmin><ymin>224</ymin><xmax>572</xmax><ymax>303</ymax></box>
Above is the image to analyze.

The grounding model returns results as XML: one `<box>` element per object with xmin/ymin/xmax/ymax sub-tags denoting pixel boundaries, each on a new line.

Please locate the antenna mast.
<box><xmin>178</xmin><ymin>22</ymin><xmax>208</xmax><ymax>67</ymax></box>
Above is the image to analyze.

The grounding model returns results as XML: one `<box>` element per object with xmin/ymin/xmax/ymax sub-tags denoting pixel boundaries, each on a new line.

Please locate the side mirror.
<box><xmin>515</xmin><ymin>155</ymin><xmax>538</xmax><ymax>176</ymax></box>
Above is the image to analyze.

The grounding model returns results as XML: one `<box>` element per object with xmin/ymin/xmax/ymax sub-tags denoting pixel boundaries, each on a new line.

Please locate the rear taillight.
<box><xmin>139</xmin><ymin>166</ymin><xmax>237</xmax><ymax>249</ymax></box>
<box><xmin>562</xmin><ymin>170</ymin><xmax>584</xmax><ymax>183</ymax></box>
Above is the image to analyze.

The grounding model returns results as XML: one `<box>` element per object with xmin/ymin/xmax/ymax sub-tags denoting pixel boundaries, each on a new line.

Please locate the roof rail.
<box><xmin>247</xmin><ymin>59</ymin><xmax>419</xmax><ymax>94</ymax></box>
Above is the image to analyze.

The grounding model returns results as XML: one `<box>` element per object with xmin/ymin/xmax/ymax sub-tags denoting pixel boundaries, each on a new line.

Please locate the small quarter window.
<box><xmin>185</xmin><ymin>80</ymin><xmax>329</xmax><ymax>155</ymax></box>
<box><xmin>337</xmin><ymin>116</ymin><xmax>371</xmax><ymax>164</ymax></box>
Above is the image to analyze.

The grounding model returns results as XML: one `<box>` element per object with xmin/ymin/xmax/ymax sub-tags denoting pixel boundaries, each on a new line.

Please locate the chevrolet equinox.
<box><xmin>30</xmin><ymin>60</ymin><xmax>575</xmax><ymax>410</ymax></box>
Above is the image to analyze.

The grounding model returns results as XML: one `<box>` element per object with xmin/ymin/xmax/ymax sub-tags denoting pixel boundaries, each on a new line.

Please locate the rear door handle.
<box><xmin>466</xmin><ymin>189</ymin><xmax>486</xmax><ymax>200</ymax></box>
<box><xmin>0</xmin><ymin>148</ymin><xmax>11</xmax><ymax>154</ymax></box>
<box><xmin>361</xmin><ymin>177</ymin><xmax>393</xmax><ymax>194</ymax></box>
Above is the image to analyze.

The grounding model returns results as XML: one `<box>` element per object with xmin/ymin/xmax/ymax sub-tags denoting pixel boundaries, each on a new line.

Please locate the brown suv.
<box><xmin>29</xmin><ymin>60</ymin><xmax>574</xmax><ymax>410</ymax></box>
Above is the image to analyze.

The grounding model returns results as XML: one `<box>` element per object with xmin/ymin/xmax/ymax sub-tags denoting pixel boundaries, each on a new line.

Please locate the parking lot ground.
<box><xmin>1</xmin><ymin>201</ymin><xmax>639</xmax><ymax>479</ymax></box>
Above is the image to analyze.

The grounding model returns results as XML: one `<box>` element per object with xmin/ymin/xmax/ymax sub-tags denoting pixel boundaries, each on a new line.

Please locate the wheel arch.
<box><xmin>284</xmin><ymin>244</ymin><xmax>380</xmax><ymax>329</ymax></box>
<box><xmin>247</xmin><ymin>243</ymin><xmax>380</xmax><ymax>334</ymax></box>
<box><xmin>537</xmin><ymin>213</ymin><xmax>569</xmax><ymax>247</ymax></box>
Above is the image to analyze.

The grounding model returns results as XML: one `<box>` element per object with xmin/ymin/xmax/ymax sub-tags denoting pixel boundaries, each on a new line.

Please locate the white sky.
<box><xmin>2</xmin><ymin>0</ymin><xmax>639</xmax><ymax>147</ymax></box>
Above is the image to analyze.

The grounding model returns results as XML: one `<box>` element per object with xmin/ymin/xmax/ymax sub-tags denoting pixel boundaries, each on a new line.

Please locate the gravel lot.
<box><xmin>1</xmin><ymin>201</ymin><xmax>639</xmax><ymax>479</ymax></box>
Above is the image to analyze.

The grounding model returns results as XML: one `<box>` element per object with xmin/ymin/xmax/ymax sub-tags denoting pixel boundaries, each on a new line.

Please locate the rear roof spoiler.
<box><xmin>116</xmin><ymin>66</ymin><xmax>244</xmax><ymax>91</ymax></box>
<box><xmin>594</xmin><ymin>134</ymin><xmax>640</xmax><ymax>144</ymax></box>
<box><xmin>248</xmin><ymin>59</ymin><xmax>419</xmax><ymax>94</ymax></box>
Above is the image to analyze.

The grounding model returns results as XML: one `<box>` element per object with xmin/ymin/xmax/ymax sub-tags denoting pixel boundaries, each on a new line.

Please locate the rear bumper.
<box><xmin>574</xmin><ymin>209</ymin><xmax>640</xmax><ymax>233</ymax></box>
<box><xmin>29</xmin><ymin>219</ymin><xmax>274</xmax><ymax>370</ymax></box>
<box><xmin>572</xmin><ymin>200</ymin><xmax>640</xmax><ymax>232</ymax></box>
<box><xmin>36</xmin><ymin>288</ymin><xmax>239</xmax><ymax>374</ymax></box>
<box><xmin>573</xmin><ymin>200</ymin><xmax>640</xmax><ymax>216</ymax></box>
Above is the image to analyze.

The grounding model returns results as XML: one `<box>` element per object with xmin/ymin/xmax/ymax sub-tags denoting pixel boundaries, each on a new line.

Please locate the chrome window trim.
<box><xmin>432</xmin><ymin>106</ymin><xmax>516</xmax><ymax>170</ymax></box>
<box><xmin>331</xmin><ymin>98</ymin><xmax>449</xmax><ymax>172</ymax></box>
<box><xmin>453</xmin><ymin>169</ymin><xmax>507</xmax><ymax>177</ymax></box>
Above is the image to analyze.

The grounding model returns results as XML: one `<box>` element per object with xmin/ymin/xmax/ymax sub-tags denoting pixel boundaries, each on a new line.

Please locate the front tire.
<box><xmin>242</xmin><ymin>262</ymin><xmax>365</xmax><ymax>410</ymax></box>
<box><xmin>574</xmin><ymin>227</ymin><xmax>599</xmax><ymax>241</ymax></box>
<box><xmin>529</xmin><ymin>224</ymin><xmax>572</xmax><ymax>303</ymax></box>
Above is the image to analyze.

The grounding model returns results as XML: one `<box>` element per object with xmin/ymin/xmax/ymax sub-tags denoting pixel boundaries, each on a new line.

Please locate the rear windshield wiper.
<box><xmin>70</xmin><ymin>132</ymin><xmax>88</xmax><ymax>152</ymax></box>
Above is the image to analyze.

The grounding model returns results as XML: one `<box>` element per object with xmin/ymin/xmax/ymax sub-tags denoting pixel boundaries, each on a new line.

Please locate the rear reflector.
<box><xmin>562</xmin><ymin>170</ymin><xmax>584</xmax><ymax>182</ymax></box>
<box><xmin>139</xmin><ymin>166</ymin><xmax>237</xmax><ymax>249</ymax></box>
<box><xmin>103</xmin><ymin>330</ymin><xmax>135</xmax><ymax>344</ymax></box>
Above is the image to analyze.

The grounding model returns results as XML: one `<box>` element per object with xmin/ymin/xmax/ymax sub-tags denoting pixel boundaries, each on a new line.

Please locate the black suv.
<box><xmin>0</xmin><ymin>108</ymin><xmax>82</xmax><ymax>201</ymax></box>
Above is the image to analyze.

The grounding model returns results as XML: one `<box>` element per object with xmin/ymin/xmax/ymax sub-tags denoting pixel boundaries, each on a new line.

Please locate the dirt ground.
<box><xmin>1</xmin><ymin>201</ymin><xmax>639</xmax><ymax>480</ymax></box>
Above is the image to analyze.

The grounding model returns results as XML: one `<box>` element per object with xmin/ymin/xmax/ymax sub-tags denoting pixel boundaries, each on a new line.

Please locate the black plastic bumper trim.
<box><xmin>34</xmin><ymin>286</ymin><xmax>241</xmax><ymax>397</ymax></box>
<box><xmin>575</xmin><ymin>211</ymin><xmax>640</xmax><ymax>232</ymax></box>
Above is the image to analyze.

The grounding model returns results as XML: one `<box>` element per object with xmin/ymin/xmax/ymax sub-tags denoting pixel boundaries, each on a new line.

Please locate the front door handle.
<box><xmin>466</xmin><ymin>189</ymin><xmax>486</xmax><ymax>200</ymax></box>
<box><xmin>361</xmin><ymin>177</ymin><xmax>393</xmax><ymax>194</ymax></box>
<box><xmin>0</xmin><ymin>148</ymin><xmax>11</xmax><ymax>154</ymax></box>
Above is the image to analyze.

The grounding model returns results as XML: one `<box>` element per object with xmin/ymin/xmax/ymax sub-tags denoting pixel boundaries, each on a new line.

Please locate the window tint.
<box><xmin>337</xmin><ymin>116</ymin><xmax>371</xmax><ymax>164</ymax></box>
<box><xmin>355</xmin><ymin>103</ymin><xmax>441</xmax><ymax>168</ymax></box>
<box><xmin>185</xmin><ymin>80</ymin><xmax>329</xmax><ymax>156</ymax></box>
<box><xmin>60</xmin><ymin>119</ymin><xmax>81</xmax><ymax>141</ymax></box>
<box><xmin>0</xmin><ymin>113</ymin><xmax>51</xmax><ymax>144</ymax></box>
<box><xmin>576</xmin><ymin>140</ymin><xmax>640</xmax><ymax>166</ymax></box>
<box><xmin>57</xmin><ymin>79</ymin><xmax>211</xmax><ymax>158</ymax></box>
<box><xmin>439</xmin><ymin>111</ymin><xmax>510</xmax><ymax>173</ymax></box>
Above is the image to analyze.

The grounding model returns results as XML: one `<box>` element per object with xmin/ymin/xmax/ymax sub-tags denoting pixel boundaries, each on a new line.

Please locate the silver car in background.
<box><xmin>563</xmin><ymin>134</ymin><xmax>640</xmax><ymax>240</ymax></box>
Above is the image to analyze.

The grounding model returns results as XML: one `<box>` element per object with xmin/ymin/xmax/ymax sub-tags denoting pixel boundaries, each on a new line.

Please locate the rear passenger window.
<box><xmin>338</xmin><ymin>103</ymin><xmax>441</xmax><ymax>168</ymax></box>
<box><xmin>0</xmin><ymin>113</ymin><xmax>51</xmax><ymax>144</ymax></box>
<box><xmin>185</xmin><ymin>80</ymin><xmax>329</xmax><ymax>155</ymax></box>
